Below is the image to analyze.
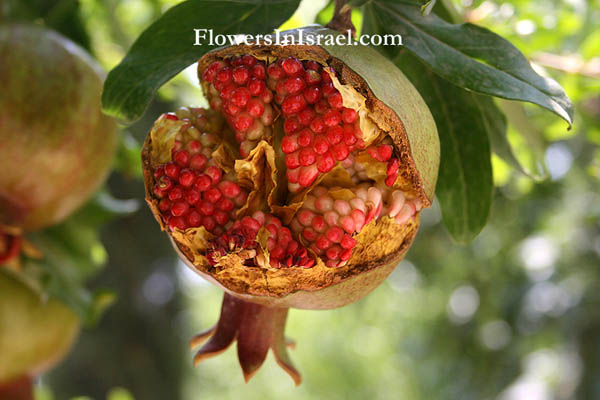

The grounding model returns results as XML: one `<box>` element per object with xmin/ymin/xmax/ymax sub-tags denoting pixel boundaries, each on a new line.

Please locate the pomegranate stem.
<box><xmin>190</xmin><ymin>293</ymin><xmax>301</xmax><ymax>385</ymax></box>
<box><xmin>325</xmin><ymin>0</ymin><xmax>356</xmax><ymax>37</ymax></box>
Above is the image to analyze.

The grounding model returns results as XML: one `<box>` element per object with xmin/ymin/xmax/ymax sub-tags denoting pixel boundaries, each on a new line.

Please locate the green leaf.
<box><xmin>421</xmin><ymin>0</ymin><xmax>437</xmax><ymax>16</ymax></box>
<box><xmin>24</xmin><ymin>226</ymin><xmax>108</xmax><ymax>325</ymax></box>
<box><xmin>102</xmin><ymin>0</ymin><xmax>300</xmax><ymax>124</ymax></box>
<box><xmin>19</xmin><ymin>192</ymin><xmax>131</xmax><ymax>325</ymax></box>
<box><xmin>363</xmin><ymin>0</ymin><xmax>539</xmax><ymax>179</ymax></box>
<box><xmin>497</xmin><ymin>100</ymin><xmax>548</xmax><ymax>179</ymax></box>
<box><xmin>475</xmin><ymin>96</ymin><xmax>536</xmax><ymax>178</ymax></box>
<box><xmin>430</xmin><ymin>0</ymin><xmax>461</xmax><ymax>23</ymax></box>
<box><xmin>88</xmin><ymin>290</ymin><xmax>118</xmax><ymax>326</ymax></box>
<box><xmin>394</xmin><ymin>52</ymin><xmax>493</xmax><ymax>243</ymax></box>
<box><xmin>363</xmin><ymin>1</ymin><xmax>574</xmax><ymax>126</ymax></box>
<box><xmin>114</xmin><ymin>131</ymin><xmax>144</xmax><ymax>178</ymax></box>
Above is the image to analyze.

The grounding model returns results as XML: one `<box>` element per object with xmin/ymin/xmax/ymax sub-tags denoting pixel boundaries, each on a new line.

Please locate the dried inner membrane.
<box><xmin>147</xmin><ymin>54</ymin><xmax>422</xmax><ymax>269</ymax></box>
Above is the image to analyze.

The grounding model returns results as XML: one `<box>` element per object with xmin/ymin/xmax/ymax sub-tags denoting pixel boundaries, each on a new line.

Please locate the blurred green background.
<box><xmin>3</xmin><ymin>0</ymin><xmax>599</xmax><ymax>399</ymax></box>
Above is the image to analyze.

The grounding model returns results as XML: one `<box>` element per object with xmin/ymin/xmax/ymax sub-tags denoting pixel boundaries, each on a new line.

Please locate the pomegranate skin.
<box><xmin>0</xmin><ymin>24</ymin><xmax>118</xmax><ymax>231</ymax></box>
<box><xmin>0</xmin><ymin>269</ymin><xmax>80</xmax><ymax>386</ymax></box>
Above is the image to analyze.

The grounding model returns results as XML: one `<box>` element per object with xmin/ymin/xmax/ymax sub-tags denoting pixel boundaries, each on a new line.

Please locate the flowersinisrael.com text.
<box><xmin>193</xmin><ymin>29</ymin><xmax>402</xmax><ymax>47</ymax></box>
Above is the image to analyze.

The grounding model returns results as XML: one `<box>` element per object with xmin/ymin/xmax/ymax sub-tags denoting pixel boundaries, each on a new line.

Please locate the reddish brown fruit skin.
<box><xmin>0</xmin><ymin>24</ymin><xmax>118</xmax><ymax>231</ymax></box>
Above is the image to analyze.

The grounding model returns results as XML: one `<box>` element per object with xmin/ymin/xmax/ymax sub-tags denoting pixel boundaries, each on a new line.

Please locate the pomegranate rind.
<box><xmin>234</xmin><ymin>141</ymin><xmax>278</xmax><ymax>218</ymax></box>
<box><xmin>0</xmin><ymin>269</ymin><xmax>80</xmax><ymax>384</ymax></box>
<box><xmin>0</xmin><ymin>24</ymin><xmax>118</xmax><ymax>231</ymax></box>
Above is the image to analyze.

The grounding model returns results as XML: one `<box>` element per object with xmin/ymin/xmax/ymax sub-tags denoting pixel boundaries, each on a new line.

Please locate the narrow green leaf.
<box><xmin>89</xmin><ymin>290</ymin><xmax>118</xmax><ymax>326</ymax></box>
<box><xmin>102</xmin><ymin>0</ymin><xmax>300</xmax><ymax>124</ymax></box>
<box><xmin>421</xmin><ymin>0</ymin><xmax>437</xmax><ymax>16</ymax></box>
<box><xmin>364</xmin><ymin>1</ymin><xmax>574</xmax><ymax>126</ymax></box>
<box><xmin>394</xmin><ymin>52</ymin><xmax>493</xmax><ymax>243</ymax></box>
<box><xmin>24</xmin><ymin>230</ymin><xmax>105</xmax><ymax>325</ymax></box>
<box><xmin>19</xmin><ymin>194</ymin><xmax>128</xmax><ymax>325</ymax></box>
<box><xmin>474</xmin><ymin>95</ymin><xmax>535</xmax><ymax>178</ymax></box>
<box><xmin>497</xmin><ymin>100</ymin><xmax>549</xmax><ymax>179</ymax></box>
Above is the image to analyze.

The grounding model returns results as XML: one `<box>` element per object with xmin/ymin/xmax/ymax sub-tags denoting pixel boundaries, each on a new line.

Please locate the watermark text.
<box><xmin>193</xmin><ymin>29</ymin><xmax>402</xmax><ymax>47</ymax></box>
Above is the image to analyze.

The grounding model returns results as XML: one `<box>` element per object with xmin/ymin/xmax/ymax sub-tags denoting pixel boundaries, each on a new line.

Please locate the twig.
<box><xmin>533</xmin><ymin>52</ymin><xmax>600</xmax><ymax>79</ymax></box>
<box><xmin>325</xmin><ymin>0</ymin><xmax>356</xmax><ymax>38</ymax></box>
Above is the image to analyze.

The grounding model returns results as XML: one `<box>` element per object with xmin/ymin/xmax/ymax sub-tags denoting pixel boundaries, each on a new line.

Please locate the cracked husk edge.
<box><xmin>173</xmin><ymin>215</ymin><xmax>418</xmax><ymax>309</ymax></box>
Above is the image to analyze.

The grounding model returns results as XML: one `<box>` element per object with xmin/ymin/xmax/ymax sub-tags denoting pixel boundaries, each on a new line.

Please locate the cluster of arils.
<box><xmin>289</xmin><ymin>185</ymin><xmax>420</xmax><ymax>267</ymax></box>
<box><xmin>148</xmin><ymin>54</ymin><xmax>422</xmax><ymax>268</ymax></box>
<box><xmin>151</xmin><ymin>108</ymin><xmax>248</xmax><ymax>234</ymax></box>
<box><xmin>202</xmin><ymin>55</ymin><xmax>275</xmax><ymax>157</ymax></box>
<box><xmin>207</xmin><ymin>211</ymin><xmax>315</xmax><ymax>269</ymax></box>
<box><xmin>267</xmin><ymin>58</ymin><xmax>365</xmax><ymax>192</ymax></box>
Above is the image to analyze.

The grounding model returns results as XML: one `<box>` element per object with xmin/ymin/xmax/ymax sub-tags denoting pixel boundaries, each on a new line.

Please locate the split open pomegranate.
<box><xmin>143</xmin><ymin>27</ymin><xmax>439</xmax><ymax>384</ymax></box>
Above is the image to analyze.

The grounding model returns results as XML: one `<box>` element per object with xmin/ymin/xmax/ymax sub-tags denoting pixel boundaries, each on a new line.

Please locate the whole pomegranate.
<box><xmin>0</xmin><ymin>269</ymin><xmax>79</xmax><ymax>398</ymax></box>
<box><xmin>0</xmin><ymin>24</ymin><xmax>118</xmax><ymax>264</ymax></box>
<box><xmin>143</xmin><ymin>27</ymin><xmax>439</xmax><ymax>384</ymax></box>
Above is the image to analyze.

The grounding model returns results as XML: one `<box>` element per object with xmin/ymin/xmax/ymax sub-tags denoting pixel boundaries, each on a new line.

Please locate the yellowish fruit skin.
<box><xmin>0</xmin><ymin>270</ymin><xmax>80</xmax><ymax>384</ymax></box>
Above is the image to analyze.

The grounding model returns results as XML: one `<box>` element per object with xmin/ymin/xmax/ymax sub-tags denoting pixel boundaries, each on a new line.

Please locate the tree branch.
<box><xmin>325</xmin><ymin>0</ymin><xmax>356</xmax><ymax>37</ymax></box>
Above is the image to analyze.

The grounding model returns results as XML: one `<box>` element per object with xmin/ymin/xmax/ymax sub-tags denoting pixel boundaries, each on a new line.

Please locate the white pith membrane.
<box><xmin>145</xmin><ymin>55</ymin><xmax>424</xmax><ymax>271</ymax></box>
